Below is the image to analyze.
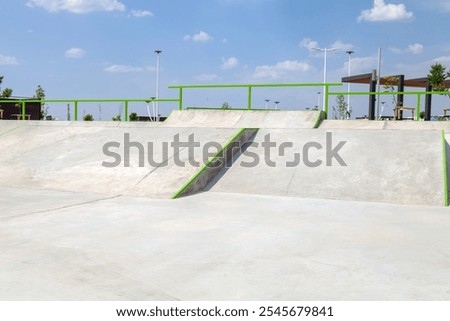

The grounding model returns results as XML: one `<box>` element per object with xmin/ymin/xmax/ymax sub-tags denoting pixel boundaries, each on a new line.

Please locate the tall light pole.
<box><xmin>264</xmin><ymin>98</ymin><xmax>270</xmax><ymax>109</ymax></box>
<box><xmin>313</xmin><ymin>47</ymin><xmax>339</xmax><ymax>111</ymax></box>
<box><xmin>346</xmin><ymin>50</ymin><xmax>354</xmax><ymax>119</ymax></box>
<box><xmin>155</xmin><ymin>50</ymin><xmax>162</xmax><ymax>122</ymax></box>
<box><xmin>274</xmin><ymin>101</ymin><xmax>280</xmax><ymax>110</ymax></box>
<box><xmin>317</xmin><ymin>92</ymin><xmax>321</xmax><ymax>110</ymax></box>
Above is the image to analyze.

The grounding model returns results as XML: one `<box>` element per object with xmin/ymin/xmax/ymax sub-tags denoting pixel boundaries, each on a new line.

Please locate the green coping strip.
<box><xmin>313</xmin><ymin>111</ymin><xmax>324</xmax><ymax>129</ymax></box>
<box><xmin>171</xmin><ymin>128</ymin><xmax>250</xmax><ymax>199</ymax></box>
<box><xmin>442</xmin><ymin>130</ymin><xmax>449</xmax><ymax>207</ymax></box>
<box><xmin>163</xmin><ymin>110</ymin><xmax>176</xmax><ymax>123</ymax></box>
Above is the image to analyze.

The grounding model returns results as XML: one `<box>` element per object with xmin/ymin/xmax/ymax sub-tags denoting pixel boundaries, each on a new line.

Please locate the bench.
<box><xmin>394</xmin><ymin>106</ymin><xmax>415</xmax><ymax>120</ymax></box>
<box><xmin>11</xmin><ymin>114</ymin><xmax>31</xmax><ymax>120</ymax></box>
<box><xmin>443</xmin><ymin>108</ymin><xmax>450</xmax><ymax>118</ymax></box>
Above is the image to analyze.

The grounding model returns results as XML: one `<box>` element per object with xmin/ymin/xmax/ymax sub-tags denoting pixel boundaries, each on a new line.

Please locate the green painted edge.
<box><xmin>313</xmin><ymin>111</ymin><xmax>324</xmax><ymax>128</ymax></box>
<box><xmin>163</xmin><ymin>109</ymin><xmax>176</xmax><ymax>123</ymax></box>
<box><xmin>171</xmin><ymin>128</ymin><xmax>250</xmax><ymax>199</ymax></box>
<box><xmin>442</xmin><ymin>130</ymin><xmax>449</xmax><ymax>207</ymax></box>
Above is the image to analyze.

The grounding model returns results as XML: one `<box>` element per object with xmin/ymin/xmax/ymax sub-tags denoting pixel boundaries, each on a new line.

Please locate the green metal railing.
<box><xmin>2</xmin><ymin>85</ymin><xmax>448</xmax><ymax>122</ymax></box>
<box><xmin>0</xmin><ymin>98</ymin><xmax>179</xmax><ymax>121</ymax></box>
<box><xmin>168</xmin><ymin>83</ymin><xmax>343</xmax><ymax>114</ymax></box>
<box><xmin>327</xmin><ymin>90</ymin><xmax>450</xmax><ymax>121</ymax></box>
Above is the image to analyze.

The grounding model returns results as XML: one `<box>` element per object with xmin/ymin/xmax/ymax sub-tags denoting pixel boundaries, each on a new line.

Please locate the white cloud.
<box><xmin>407</xmin><ymin>43</ymin><xmax>424</xmax><ymax>55</ymax></box>
<box><xmin>432</xmin><ymin>56</ymin><xmax>450</xmax><ymax>65</ymax></box>
<box><xmin>26</xmin><ymin>0</ymin><xmax>125</xmax><ymax>14</ymax></box>
<box><xmin>300</xmin><ymin>38</ymin><xmax>319</xmax><ymax>53</ymax></box>
<box><xmin>331</xmin><ymin>41</ymin><xmax>354</xmax><ymax>52</ymax></box>
<box><xmin>389</xmin><ymin>43</ymin><xmax>424</xmax><ymax>55</ymax></box>
<box><xmin>0</xmin><ymin>54</ymin><xmax>19</xmax><ymax>65</ymax></box>
<box><xmin>194</xmin><ymin>74</ymin><xmax>221</xmax><ymax>82</ymax></box>
<box><xmin>389</xmin><ymin>47</ymin><xmax>403</xmax><ymax>54</ymax></box>
<box><xmin>65</xmin><ymin>48</ymin><xmax>86</xmax><ymax>59</ymax></box>
<box><xmin>254</xmin><ymin>60</ymin><xmax>312</xmax><ymax>80</ymax></box>
<box><xmin>358</xmin><ymin>0</ymin><xmax>414</xmax><ymax>22</ymax></box>
<box><xmin>344</xmin><ymin>56</ymin><xmax>379</xmax><ymax>75</ymax></box>
<box><xmin>104</xmin><ymin>65</ymin><xmax>144</xmax><ymax>73</ymax></box>
<box><xmin>221</xmin><ymin>57</ymin><xmax>239</xmax><ymax>70</ymax></box>
<box><xmin>184</xmin><ymin>31</ymin><xmax>213</xmax><ymax>42</ymax></box>
<box><xmin>426</xmin><ymin>0</ymin><xmax>450</xmax><ymax>12</ymax></box>
<box><xmin>300</xmin><ymin>38</ymin><xmax>353</xmax><ymax>55</ymax></box>
<box><xmin>130</xmin><ymin>10</ymin><xmax>153</xmax><ymax>18</ymax></box>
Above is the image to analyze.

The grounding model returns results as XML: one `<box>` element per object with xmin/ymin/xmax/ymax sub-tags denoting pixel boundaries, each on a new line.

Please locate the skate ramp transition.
<box><xmin>0</xmin><ymin>121</ymin><xmax>255</xmax><ymax>199</ymax></box>
<box><xmin>163</xmin><ymin>109</ymin><xmax>324</xmax><ymax>128</ymax></box>
<box><xmin>0</xmin><ymin>110</ymin><xmax>448</xmax><ymax>206</ymax></box>
<box><xmin>320</xmin><ymin>119</ymin><xmax>450</xmax><ymax>131</ymax></box>
<box><xmin>209</xmin><ymin>128</ymin><xmax>447</xmax><ymax>207</ymax></box>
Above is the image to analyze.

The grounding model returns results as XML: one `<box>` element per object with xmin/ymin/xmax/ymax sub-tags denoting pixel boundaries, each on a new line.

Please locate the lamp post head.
<box><xmin>346</xmin><ymin>50</ymin><xmax>354</xmax><ymax>55</ymax></box>
<box><xmin>155</xmin><ymin>50</ymin><xmax>162</xmax><ymax>54</ymax></box>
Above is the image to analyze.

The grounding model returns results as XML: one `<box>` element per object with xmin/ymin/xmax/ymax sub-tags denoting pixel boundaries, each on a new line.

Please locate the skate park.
<box><xmin>1</xmin><ymin>82</ymin><xmax>450</xmax><ymax>301</ymax></box>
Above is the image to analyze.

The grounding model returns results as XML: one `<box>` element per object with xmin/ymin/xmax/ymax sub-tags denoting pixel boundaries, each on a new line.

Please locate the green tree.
<box><xmin>34</xmin><ymin>85</ymin><xmax>49</xmax><ymax>120</ymax></box>
<box><xmin>332</xmin><ymin>95</ymin><xmax>350</xmax><ymax>120</ymax></box>
<box><xmin>129</xmin><ymin>112</ymin><xmax>138</xmax><ymax>121</ymax></box>
<box><xmin>428</xmin><ymin>63</ymin><xmax>450</xmax><ymax>92</ymax></box>
<box><xmin>0</xmin><ymin>75</ymin><xmax>13</xmax><ymax>98</ymax></box>
<box><xmin>383</xmin><ymin>75</ymin><xmax>401</xmax><ymax>107</ymax></box>
<box><xmin>221</xmin><ymin>102</ymin><xmax>231</xmax><ymax>110</ymax></box>
<box><xmin>112</xmin><ymin>114</ymin><xmax>121</xmax><ymax>121</ymax></box>
<box><xmin>84</xmin><ymin>114</ymin><xmax>94</xmax><ymax>121</ymax></box>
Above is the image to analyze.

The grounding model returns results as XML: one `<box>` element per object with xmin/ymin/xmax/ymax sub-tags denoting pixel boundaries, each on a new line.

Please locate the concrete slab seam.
<box><xmin>171</xmin><ymin>128</ymin><xmax>256</xmax><ymax>199</ymax></box>
<box><xmin>0</xmin><ymin>125</ymin><xmax>23</xmax><ymax>137</ymax></box>
<box><xmin>0</xmin><ymin>194</ymin><xmax>122</xmax><ymax>221</ymax></box>
<box><xmin>442</xmin><ymin>130</ymin><xmax>449</xmax><ymax>206</ymax></box>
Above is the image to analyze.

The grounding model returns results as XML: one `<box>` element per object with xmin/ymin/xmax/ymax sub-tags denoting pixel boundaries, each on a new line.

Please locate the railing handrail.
<box><xmin>327</xmin><ymin>90</ymin><xmax>450</xmax><ymax>121</ymax></box>
<box><xmin>169</xmin><ymin>82</ymin><xmax>342</xmax><ymax>89</ymax></box>
<box><xmin>168</xmin><ymin>82</ymin><xmax>343</xmax><ymax>112</ymax></box>
<box><xmin>2</xmin><ymin>85</ymin><xmax>448</xmax><ymax>122</ymax></box>
<box><xmin>0</xmin><ymin>98</ymin><xmax>180</xmax><ymax>121</ymax></box>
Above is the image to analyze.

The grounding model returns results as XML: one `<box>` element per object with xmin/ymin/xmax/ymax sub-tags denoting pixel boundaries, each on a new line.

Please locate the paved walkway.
<box><xmin>1</xmin><ymin>187</ymin><xmax>450</xmax><ymax>300</ymax></box>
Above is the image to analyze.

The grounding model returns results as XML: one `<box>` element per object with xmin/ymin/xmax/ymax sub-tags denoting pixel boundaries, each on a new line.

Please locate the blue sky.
<box><xmin>1</xmin><ymin>0</ymin><xmax>450</xmax><ymax>119</ymax></box>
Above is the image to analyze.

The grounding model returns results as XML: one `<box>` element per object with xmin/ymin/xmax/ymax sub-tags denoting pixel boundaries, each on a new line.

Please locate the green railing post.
<box><xmin>124</xmin><ymin>100</ymin><xmax>129</xmax><ymax>122</ymax></box>
<box><xmin>324</xmin><ymin>85</ymin><xmax>330</xmax><ymax>119</ymax></box>
<box><xmin>247</xmin><ymin>86</ymin><xmax>252</xmax><ymax>110</ymax></box>
<box><xmin>416</xmin><ymin>93</ymin><xmax>421</xmax><ymax>121</ymax></box>
<box><xmin>21</xmin><ymin>101</ymin><xmax>26</xmax><ymax>120</ymax></box>
<box><xmin>74</xmin><ymin>101</ymin><xmax>78</xmax><ymax>121</ymax></box>
<box><xmin>179</xmin><ymin>88</ymin><xmax>183</xmax><ymax>110</ymax></box>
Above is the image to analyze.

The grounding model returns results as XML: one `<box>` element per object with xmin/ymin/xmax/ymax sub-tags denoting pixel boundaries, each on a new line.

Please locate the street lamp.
<box><xmin>317</xmin><ymin>92</ymin><xmax>321</xmax><ymax>110</ymax></box>
<box><xmin>274</xmin><ymin>101</ymin><xmax>280</xmax><ymax>110</ymax></box>
<box><xmin>346</xmin><ymin>50</ymin><xmax>354</xmax><ymax>119</ymax></box>
<box><xmin>313</xmin><ymin>47</ymin><xmax>339</xmax><ymax>111</ymax></box>
<box><xmin>155</xmin><ymin>50</ymin><xmax>162</xmax><ymax>122</ymax></box>
<box><xmin>264</xmin><ymin>98</ymin><xmax>270</xmax><ymax>109</ymax></box>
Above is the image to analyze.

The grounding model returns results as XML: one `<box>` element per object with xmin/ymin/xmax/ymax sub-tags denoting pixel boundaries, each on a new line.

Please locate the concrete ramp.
<box><xmin>384</xmin><ymin>121</ymin><xmax>450</xmax><ymax>131</ymax></box>
<box><xmin>320</xmin><ymin>120</ymin><xmax>386</xmax><ymax>129</ymax></box>
<box><xmin>209</xmin><ymin>128</ymin><xmax>447</xmax><ymax>206</ymax></box>
<box><xmin>320</xmin><ymin>119</ymin><xmax>450</xmax><ymax>132</ymax></box>
<box><xmin>163</xmin><ymin>109</ymin><xmax>323</xmax><ymax>128</ymax></box>
<box><xmin>0</xmin><ymin>122</ymin><xmax>244</xmax><ymax>199</ymax></box>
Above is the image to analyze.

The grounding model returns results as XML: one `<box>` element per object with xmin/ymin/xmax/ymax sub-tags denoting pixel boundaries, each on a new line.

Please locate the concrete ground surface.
<box><xmin>1</xmin><ymin>187</ymin><xmax>450</xmax><ymax>301</ymax></box>
<box><xmin>1</xmin><ymin>111</ymin><xmax>450</xmax><ymax>301</ymax></box>
<box><xmin>163</xmin><ymin>109</ymin><xmax>322</xmax><ymax>128</ymax></box>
